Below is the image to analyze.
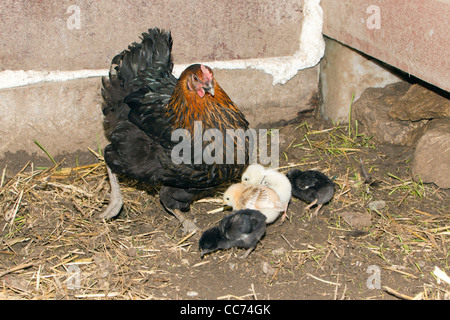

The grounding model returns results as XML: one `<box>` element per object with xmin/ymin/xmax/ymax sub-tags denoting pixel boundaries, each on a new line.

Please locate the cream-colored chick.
<box><xmin>223</xmin><ymin>182</ymin><xmax>284</xmax><ymax>224</ymax></box>
<box><xmin>241</xmin><ymin>164</ymin><xmax>266</xmax><ymax>185</ymax></box>
<box><xmin>261</xmin><ymin>170</ymin><xmax>292</xmax><ymax>222</ymax></box>
<box><xmin>242</xmin><ymin>164</ymin><xmax>292</xmax><ymax>222</ymax></box>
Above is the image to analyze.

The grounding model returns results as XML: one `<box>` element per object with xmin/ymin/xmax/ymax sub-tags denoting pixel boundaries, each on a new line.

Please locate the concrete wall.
<box><xmin>321</xmin><ymin>0</ymin><xmax>450</xmax><ymax>92</ymax></box>
<box><xmin>0</xmin><ymin>0</ymin><xmax>323</xmax><ymax>159</ymax></box>
<box><xmin>320</xmin><ymin>37</ymin><xmax>403</xmax><ymax>122</ymax></box>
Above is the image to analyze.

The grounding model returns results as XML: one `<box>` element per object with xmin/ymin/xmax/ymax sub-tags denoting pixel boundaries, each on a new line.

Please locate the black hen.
<box><xmin>199</xmin><ymin>209</ymin><xmax>266</xmax><ymax>258</ymax></box>
<box><xmin>286</xmin><ymin>169</ymin><xmax>335</xmax><ymax>217</ymax></box>
<box><xmin>100</xmin><ymin>28</ymin><xmax>249</xmax><ymax>232</ymax></box>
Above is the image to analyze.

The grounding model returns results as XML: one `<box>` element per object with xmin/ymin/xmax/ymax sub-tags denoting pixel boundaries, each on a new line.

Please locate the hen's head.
<box><xmin>180</xmin><ymin>64</ymin><xmax>215</xmax><ymax>98</ymax></box>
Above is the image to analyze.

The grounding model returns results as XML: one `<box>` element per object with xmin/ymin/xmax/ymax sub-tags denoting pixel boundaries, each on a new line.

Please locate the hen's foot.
<box><xmin>164</xmin><ymin>207</ymin><xmax>200</xmax><ymax>234</ymax></box>
<box><xmin>240</xmin><ymin>246</ymin><xmax>256</xmax><ymax>259</ymax></box>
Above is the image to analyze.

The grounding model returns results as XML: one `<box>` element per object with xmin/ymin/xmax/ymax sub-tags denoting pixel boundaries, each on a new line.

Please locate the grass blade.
<box><xmin>34</xmin><ymin>140</ymin><xmax>57</xmax><ymax>166</ymax></box>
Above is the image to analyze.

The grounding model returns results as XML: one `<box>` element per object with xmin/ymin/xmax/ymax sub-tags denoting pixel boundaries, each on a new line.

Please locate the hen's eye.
<box><xmin>193</xmin><ymin>75</ymin><xmax>199</xmax><ymax>82</ymax></box>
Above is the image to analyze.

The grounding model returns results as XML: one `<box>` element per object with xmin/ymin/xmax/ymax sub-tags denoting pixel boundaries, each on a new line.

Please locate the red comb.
<box><xmin>201</xmin><ymin>64</ymin><xmax>213</xmax><ymax>82</ymax></box>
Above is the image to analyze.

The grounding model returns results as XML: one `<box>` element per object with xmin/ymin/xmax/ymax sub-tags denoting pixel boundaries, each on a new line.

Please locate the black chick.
<box><xmin>199</xmin><ymin>209</ymin><xmax>266</xmax><ymax>259</ymax></box>
<box><xmin>286</xmin><ymin>169</ymin><xmax>335</xmax><ymax>217</ymax></box>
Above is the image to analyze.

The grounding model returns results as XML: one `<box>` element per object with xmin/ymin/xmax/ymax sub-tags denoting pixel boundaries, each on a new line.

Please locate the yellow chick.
<box><xmin>242</xmin><ymin>164</ymin><xmax>266</xmax><ymax>185</ymax></box>
<box><xmin>223</xmin><ymin>182</ymin><xmax>284</xmax><ymax>224</ymax></box>
<box><xmin>261</xmin><ymin>170</ymin><xmax>292</xmax><ymax>222</ymax></box>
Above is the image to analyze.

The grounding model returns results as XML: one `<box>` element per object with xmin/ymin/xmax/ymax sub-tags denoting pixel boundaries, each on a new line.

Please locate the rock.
<box><xmin>388</xmin><ymin>84</ymin><xmax>450</xmax><ymax>121</ymax></box>
<box><xmin>271</xmin><ymin>247</ymin><xmax>286</xmax><ymax>256</ymax></box>
<box><xmin>262</xmin><ymin>262</ymin><xmax>276</xmax><ymax>276</ymax></box>
<box><xmin>368</xmin><ymin>200</ymin><xmax>386</xmax><ymax>211</ymax></box>
<box><xmin>186</xmin><ymin>291</ymin><xmax>198</xmax><ymax>297</ymax></box>
<box><xmin>412</xmin><ymin>118</ymin><xmax>450</xmax><ymax>189</ymax></box>
<box><xmin>352</xmin><ymin>82</ymin><xmax>430</xmax><ymax>146</ymax></box>
<box><xmin>320</xmin><ymin>37</ymin><xmax>403</xmax><ymax>122</ymax></box>
<box><xmin>338</xmin><ymin>211</ymin><xmax>372</xmax><ymax>229</ymax></box>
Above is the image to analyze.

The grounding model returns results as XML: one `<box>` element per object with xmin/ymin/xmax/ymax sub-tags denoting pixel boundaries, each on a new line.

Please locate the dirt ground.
<box><xmin>0</xmin><ymin>118</ymin><xmax>449</xmax><ymax>300</ymax></box>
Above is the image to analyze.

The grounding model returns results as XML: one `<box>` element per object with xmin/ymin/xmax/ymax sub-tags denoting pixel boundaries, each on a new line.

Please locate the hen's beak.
<box><xmin>203</xmin><ymin>84</ymin><xmax>214</xmax><ymax>96</ymax></box>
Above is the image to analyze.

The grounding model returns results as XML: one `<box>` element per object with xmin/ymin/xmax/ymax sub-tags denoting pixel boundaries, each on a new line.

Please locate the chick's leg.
<box><xmin>310</xmin><ymin>204</ymin><xmax>323</xmax><ymax>217</ymax></box>
<box><xmin>303</xmin><ymin>198</ymin><xmax>320</xmax><ymax>218</ymax></box>
<box><xmin>99</xmin><ymin>166</ymin><xmax>124</xmax><ymax>219</ymax></box>
<box><xmin>280</xmin><ymin>203</ymin><xmax>290</xmax><ymax>223</ymax></box>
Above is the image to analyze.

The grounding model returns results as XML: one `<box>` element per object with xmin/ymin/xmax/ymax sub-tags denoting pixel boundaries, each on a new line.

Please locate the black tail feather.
<box><xmin>101</xmin><ymin>28</ymin><xmax>174</xmax><ymax>139</ymax></box>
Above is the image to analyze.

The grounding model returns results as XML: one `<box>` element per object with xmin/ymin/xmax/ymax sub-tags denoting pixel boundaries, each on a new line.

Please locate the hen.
<box><xmin>100</xmin><ymin>28</ymin><xmax>249</xmax><ymax>232</ymax></box>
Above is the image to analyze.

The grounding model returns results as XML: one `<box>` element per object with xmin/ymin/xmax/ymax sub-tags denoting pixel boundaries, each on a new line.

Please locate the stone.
<box><xmin>412</xmin><ymin>118</ymin><xmax>450</xmax><ymax>189</ymax></box>
<box><xmin>321</xmin><ymin>0</ymin><xmax>450</xmax><ymax>92</ymax></box>
<box><xmin>0</xmin><ymin>66</ymin><xmax>319</xmax><ymax>160</ymax></box>
<box><xmin>368</xmin><ymin>200</ymin><xmax>386</xmax><ymax>211</ymax></box>
<box><xmin>351</xmin><ymin>82</ymin><xmax>429</xmax><ymax>146</ymax></box>
<box><xmin>338</xmin><ymin>211</ymin><xmax>372</xmax><ymax>229</ymax></box>
<box><xmin>216</xmin><ymin>67</ymin><xmax>320</xmax><ymax>128</ymax></box>
<box><xmin>320</xmin><ymin>37</ymin><xmax>403</xmax><ymax>122</ymax></box>
<box><xmin>0</xmin><ymin>0</ymin><xmax>303</xmax><ymax>70</ymax></box>
<box><xmin>0</xmin><ymin>78</ymin><xmax>106</xmax><ymax>158</ymax></box>
<box><xmin>388</xmin><ymin>84</ymin><xmax>450</xmax><ymax>121</ymax></box>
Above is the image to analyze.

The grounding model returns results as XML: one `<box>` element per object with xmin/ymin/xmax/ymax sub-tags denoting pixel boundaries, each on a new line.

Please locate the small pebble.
<box><xmin>187</xmin><ymin>291</ymin><xmax>198</xmax><ymax>297</ymax></box>
<box><xmin>262</xmin><ymin>262</ymin><xmax>276</xmax><ymax>275</ymax></box>
<box><xmin>368</xmin><ymin>200</ymin><xmax>386</xmax><ymax>210</ymax></box>
<box><xmin>271</xmin><ymin>247</ymin><xmax>286</xmax><ymax>256</ymax></box>
<box><xmin>228</xmin><ymin>262</ymin><xmax>237</xmax><ymax>270</ymax></box>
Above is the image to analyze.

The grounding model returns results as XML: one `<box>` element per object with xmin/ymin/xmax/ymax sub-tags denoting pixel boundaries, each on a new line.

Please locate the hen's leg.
<box><xmin>159</xmin><ymin>186</ymin><xmax>201</xmax><ymax>234</ymax></box>
<box><xmin>99</xmin><ymin>166</ymin><xmax>124</xmax><ymax>219</ymax></box>
<box><xmin>241</xmin><ymin>246</ymin><xmax>256</xmax><ymax>259</ymax></box>
<box><xmin>162</xmin><ymin>205</ymin><xmax>199</xmax><ymax>234</ymax></box>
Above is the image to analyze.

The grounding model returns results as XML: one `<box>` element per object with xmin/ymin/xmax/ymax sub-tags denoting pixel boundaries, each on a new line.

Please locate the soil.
<box><xmin>0</xmin><ymin>117</ymin><xmax>449</xmax><ymax>300</ymax></box>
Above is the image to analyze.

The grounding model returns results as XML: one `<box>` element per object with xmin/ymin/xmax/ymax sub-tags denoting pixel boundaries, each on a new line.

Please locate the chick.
<box><xmin>241</xmin><ymin>164</ymin><xmax>266</xmax><ymax>185</ymax></box>
<box><xmin>286</xmin><ymin>169</ymin><xmax>335</xmax><ymax>217</ymax></box>
<box><xmin>223</xmin><ymin>182</ymin><xmax>284</xmax><ymax>224</ymax></box>
<box><xmin>242</xmin><ymin>164</ymin><xmax>292</xmax><ymax>222</ymax></box>
<box><xmin>261</xmin><ymin>170</ymin><xmax>292</xmax><ymax>222</ymax></box>
<box><xmin>199</xmin><ymin>209</ymin><xmax>266</xmax><ymax>258</ymax></box>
